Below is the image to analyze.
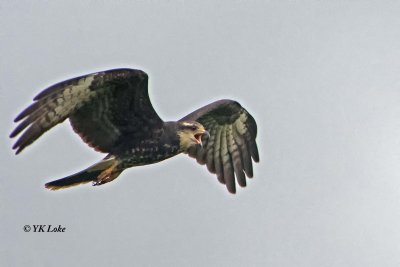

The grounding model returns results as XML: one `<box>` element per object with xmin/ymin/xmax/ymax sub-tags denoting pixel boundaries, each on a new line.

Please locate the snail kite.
<box><xmin>10</xmin><ymin>68</ymin><xmax>259</xmax><ymax>193</ymax></box>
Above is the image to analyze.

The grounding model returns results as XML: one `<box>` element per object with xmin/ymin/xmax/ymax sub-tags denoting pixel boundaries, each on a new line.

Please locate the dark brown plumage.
<box><xmin>10</xmin><ymin>68</ymin><xmax>259</xmax><ymax>193</ymax></box>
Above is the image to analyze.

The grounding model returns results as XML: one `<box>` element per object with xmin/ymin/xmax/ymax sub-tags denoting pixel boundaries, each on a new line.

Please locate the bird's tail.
<box><xmin>45</xmin><ymin>156</ymin><xmax>121</xmax><ymax>190</ymax></box>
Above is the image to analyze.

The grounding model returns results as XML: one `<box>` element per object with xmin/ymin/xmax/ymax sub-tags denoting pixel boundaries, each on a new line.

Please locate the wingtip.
<box><xmin>9</xmin><ymin>130</ymin><xmax>19</xmax><ymax>139</ymax></box>
<box><xmin>226</xmin><ymin>184</ymin><xmax>236</xmax><ymax>194</ymax></box>
<box><xmin>15</xmin><ymin>147</ymin><xmax>23</xmax><ymax>155</ymax></box>
<box><xmin>228</xmin><ymin>188</ymin><xmax>237</xmax><ymax>194</ymax></box>
<box><xmin>252</xmin><ymin>148</ymin><xmax>260</xmax><ymax>162</ymax></box>
<box><xmin>14</xmin><ymin>114</ymin><xmax>23</xmax><ymax>122</ymax></box>
<box><xmin>11</xmin><ymin>142</ymin><xmax>22</xmax><ymax>154</ymax></box>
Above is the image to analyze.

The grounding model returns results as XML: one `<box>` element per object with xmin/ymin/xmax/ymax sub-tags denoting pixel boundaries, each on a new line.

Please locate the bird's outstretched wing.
<box><xmin>10</xmin><ymin>68</ymin><xmax>163</xmax><ymax>154</ymax></box>
<box><xmin>180</xmin><ymin>99</ymin><xmax>259</xmax><ymax>193</ymax></box>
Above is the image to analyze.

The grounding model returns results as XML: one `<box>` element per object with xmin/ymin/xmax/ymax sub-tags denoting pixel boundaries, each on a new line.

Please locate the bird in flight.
<box><xmin>10</xmin><ymin>68</ymin><xmax>259</xmax><ymax>193</ymax></box>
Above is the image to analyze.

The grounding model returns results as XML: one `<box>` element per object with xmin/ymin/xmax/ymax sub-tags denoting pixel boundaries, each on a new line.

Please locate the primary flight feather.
<box><xmin>10</xmin><ymin>68</ymin><xmax>259</xmax><ymax>193</ymax></box>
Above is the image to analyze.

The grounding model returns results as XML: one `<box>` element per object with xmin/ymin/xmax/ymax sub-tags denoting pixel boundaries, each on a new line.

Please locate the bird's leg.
<box><xmin>93</xmin><ymin>162</ymin><xmax>122</xmax><ymax>186</ymax></box>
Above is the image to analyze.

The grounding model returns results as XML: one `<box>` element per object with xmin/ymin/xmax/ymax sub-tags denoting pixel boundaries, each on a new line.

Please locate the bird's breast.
<box><xmin>118</xmin><ymin>141</ymin><xmax>180</xmax><ymax>168</ymax></box>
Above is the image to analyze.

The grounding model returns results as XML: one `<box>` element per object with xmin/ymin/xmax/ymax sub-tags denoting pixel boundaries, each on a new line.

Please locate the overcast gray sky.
<box><xmin>1</xmin><ymin>1</ymin><xmax>400</xmax><ymax>266</ymax></box>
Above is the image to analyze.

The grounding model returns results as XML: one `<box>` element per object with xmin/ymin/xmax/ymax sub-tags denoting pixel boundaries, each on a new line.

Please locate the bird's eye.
<box><xmin>191</xmin><ymin>126</ymin><xmax>197</xmax><ymax>131</ymax></box>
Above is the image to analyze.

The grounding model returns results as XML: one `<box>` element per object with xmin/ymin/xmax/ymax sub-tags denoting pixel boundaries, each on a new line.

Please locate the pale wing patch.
<box><xmin>11</xmin><ymin>75</ymin><xmax>97</xmax><ymax>154</ymax></box>
<box><xmin>235</xmin><ymin>111</ymin><xmax>248</xmax><ymax>136</ymax></box>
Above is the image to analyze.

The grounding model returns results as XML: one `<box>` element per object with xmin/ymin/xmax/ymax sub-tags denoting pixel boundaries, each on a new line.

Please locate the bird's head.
<box><xmin>177</xmin><ymin>121</ymin><xmax>209</xmax><ymax>152</ymax></box>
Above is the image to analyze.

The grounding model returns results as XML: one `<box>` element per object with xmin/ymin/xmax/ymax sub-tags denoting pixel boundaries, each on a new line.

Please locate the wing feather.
<box><xmin>227</xmin><ymin>125</ymin><xmax>246</xmax><ymax>187</ymax></box>
<box><xmin>214</xmin><ymin>125</ymin><xmax>225</xmax><ymax>184</ymax></box>
<box><xmin>10</xmin><ymin>68</ymin><xmax>163</xmax><ymax>154</ymax></box>
<box><xmin>180</xmin><ymin>99</ymin><xmax>259</xmax><ymax>193</ymax></box>
<box><xmin>204</xmin><ymin>127</ymin><xmax>216</xmax><ymax>174</ymax></box>
<box><xmin>233</xmin><ymin>125</ymin><xmax>253</xmax><ymax>178</ymax></box>
<box><xmin>221</xmin><ymin>125</ymin><xmax>236</xmax><ymax>193</ymax></box>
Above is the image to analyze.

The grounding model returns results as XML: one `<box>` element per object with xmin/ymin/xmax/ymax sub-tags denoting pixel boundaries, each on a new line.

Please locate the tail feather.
<box><xmin>45</xmin><ymin>157</ymin><xmax>117</xmax><ymax>190</ymax></box>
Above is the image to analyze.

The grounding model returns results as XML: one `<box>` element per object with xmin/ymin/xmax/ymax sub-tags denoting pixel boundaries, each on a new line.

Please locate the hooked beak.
<box><xmin>194</xmin><ymin>130</ymin><xmax>210</xmax><ymax>147</ymax></box>
<box><xmin>199</xmin><ymin>130</ymin><xmax>210</xmax><ymax>148</ymax></box>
